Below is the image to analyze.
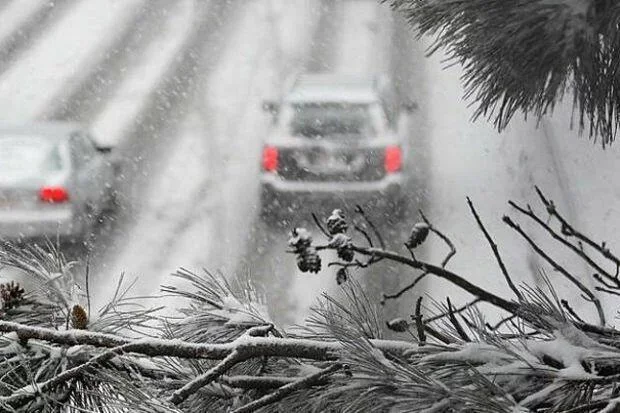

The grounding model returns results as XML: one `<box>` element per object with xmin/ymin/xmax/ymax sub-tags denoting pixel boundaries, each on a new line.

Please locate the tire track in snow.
<box><xmin>305</xmin><ymin>0</ymin><xmax>342</xmax><ymax>72</ymax></box>
<box><xmin>89</xmin><ymin>0</ymin><xmax>238</xmax><ymax>304</ymax></box>
<box><xmin>235</xmin><ymin>0</ymin><xmax>405</xmax><ymax>327</ymax></box>
<box><xmin>289</xmin><ymin>0</ymin><xmax>398</xmax><ymax>326</ymax></box>
<box><xmin>110</xmin><ymin>0</ymin><xmax>325</xmax><ymax>297</ymax></box>
<box><xmin>357</xmin><ymin>6</ymin><xmax>433</xmax><ymax>326</ymax></box>
<box><xmin>0</xmin><ymin>0</ymin><xmax>74</xmax><ymax>76</ymax></box>
<box><xmin>42</xmin><ymin>0</ymin><xmax>173</xmax><ymax>123</ymax></box>
<box><xmin>0</xmin><ymin>0</ymin><xmax>146</xmax><ymax>122</ymax></box>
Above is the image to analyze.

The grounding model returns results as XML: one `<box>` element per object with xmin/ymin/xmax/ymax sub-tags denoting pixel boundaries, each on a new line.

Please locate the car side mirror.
<box><xmin>401</xmin><ymin>100</ymin><xmax>418</xmax><ymax>113</ymax></box>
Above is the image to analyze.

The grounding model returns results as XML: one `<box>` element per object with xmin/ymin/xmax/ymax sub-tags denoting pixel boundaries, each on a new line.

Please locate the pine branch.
<box><xmin>169</xmin><ymin>350</ymin><xmax>243</xmax><ymax>405</ymax></box>
<box><xmin>350</xmin><ymin>244</ymin><xmax>520</xmax><ymax>315</ymax></box>
<box><xmin>0</xmin><ymin>320</ymin><xmax>417</xmax><ymax>361</ymax></box>
<box><xmin>385</xmin><ymin>0</ymin><xmax>620</xmax><ymax>146</ymax></box>
<box><xmin>230</xmin><ymin>363</ymin><xmax>341</xmax><ymax>413</ymax></box>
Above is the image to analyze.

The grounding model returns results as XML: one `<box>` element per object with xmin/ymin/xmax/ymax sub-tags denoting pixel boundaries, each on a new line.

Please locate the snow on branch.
<box><xmin>1</xmin><ymin>190</ymin><xmax>620</xmax><ymax>411</ymax></box>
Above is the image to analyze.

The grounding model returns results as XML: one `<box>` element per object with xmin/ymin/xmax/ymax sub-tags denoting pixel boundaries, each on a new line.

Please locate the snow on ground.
<box><xmin>85</xmin><ymin>1</ymin><xmax>197</xmax><ymax>309</ymax></box>
<box><xmin>0</xmin><ymin>0</ymin><xmax>51</xmax><ymax>50</ymax></box>
<box><xmin>333</xmin><ymin>0</ymin><xmax>389</xmax><ymax>75</ymax></box>
<box><xmin>0</xmin><ymin>0</ymin><xmax>144</xmax><ymax>121</ymax></box>
<box><xmin>94</xmin><ymin>0</ymin><xmax>321</xmax><ymax>308</ymax></box>
<box><xmin>285</xmin><ymin>0</ymin><xmax>394</xmax><ymax>324</ymax></box>
<box><xmin>90</xmin><ymin>0</ymin><xmax>195</xmax><ymax>148</ymax></box>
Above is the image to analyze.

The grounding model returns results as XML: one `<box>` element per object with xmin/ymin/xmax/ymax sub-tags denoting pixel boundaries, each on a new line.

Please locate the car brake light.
<box><xmin>39</xmin><ymin>186</ymin><xmax>69</xmax><ymax>203</ymax></box>
<box><xmin>384</xmin><ymin>145</ymin><xmax>402</xmax><ymax>173</ymax></box>
<box><xmin>262</xmin><ymin>146</ymin><xmax>278</xmax><ymax>172</ymax></box>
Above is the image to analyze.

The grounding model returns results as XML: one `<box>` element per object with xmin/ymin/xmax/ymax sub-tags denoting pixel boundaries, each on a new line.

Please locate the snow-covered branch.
<box><xmin>1</xmin><ymin>191</ymin><xmax>620</xmax><ymax>411</ymax></box>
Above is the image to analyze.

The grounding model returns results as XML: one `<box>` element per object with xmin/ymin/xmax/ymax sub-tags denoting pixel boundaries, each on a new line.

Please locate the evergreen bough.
<box><xmin>387</xmin><ymin>0</ymin><xmax>620</xmax><ymax>147</ymax></box>
<box><xmin>0</xmin><ymin>189</ymin><xmax>619</xmax><ymax>411</ymax></box>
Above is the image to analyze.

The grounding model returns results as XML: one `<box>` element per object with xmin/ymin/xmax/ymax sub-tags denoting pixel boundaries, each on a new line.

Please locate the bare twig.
<box><xmin>382</xmin><ymin>273</ymin><xmax>429</xmax><ymax>303</ymax></box>
<box><xmin>353</xmin><ymin>224</ymin><xmax>374</xmax><ymax>248</ymax></box>
<box><xmin>595</xmin><ymin>287</ymin><xmax>620</xmax><ymax>297</ymax></box>
<box><xmin>468</xmin><ymin>197</ymin><xmax>522</xmax><ymax>300</ymax></box>
<box><xmin>351</xmin><ymin>245</ymin><xmax>520</xmax><ymax>316</ymax></box>
<box><xmin>355</xmin><ymin>205</ymin><xmax>385</xmax><ymax>250</ymax></box>
<box><xmin>383</xmin><ymin>212</ymin><xmax>456</xmax><ymax>304</ymax></box>
<box><xmin>535</xmin><ymin>186</ymin><xmax>620</xmax><ymax>270</ymax></box>
<box><xmin>503</xmin><ymin>215</ymin><xmax>606</xmax><ymax>326</ymax></box>
<box><xmin>419</xmin><ymin>209</ymin><xmax>456</xmax><ymax>268</ymax></box>
<box><xmin>426</xmin><ymin>298</ymin><xmax>482</xmax><ymax>324</ymax></box>
<box><xmin>485</xmin><ymin>314</ymin><xmax>517</xmax><ymax>331</ymax></box>
<box><xmin>510</xmin><ymin>199</ymin><xmax>619</xmax><ymax>289</ymax></box>
<box><xmin>311</xmin><ymin>213</ymin><xmax>330</xmax><ymax>238</ymax></box>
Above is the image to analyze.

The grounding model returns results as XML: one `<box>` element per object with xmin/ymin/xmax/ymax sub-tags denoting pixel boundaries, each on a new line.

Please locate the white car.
<box><xmin>0</xmin><ymin>122</ymin><xmax>117</xmax><ymax>245</ymax></box>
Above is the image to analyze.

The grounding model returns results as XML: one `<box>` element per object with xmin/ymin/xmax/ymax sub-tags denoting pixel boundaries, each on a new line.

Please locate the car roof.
<box><xmin>284</xmin><ymin>74</ymin><xmax>380</xmax><ymax>104</ymax></box>
<box><xmin>0</xmin><ymin>121</ymin><xmax>85</xmax><ymax>141</ymax></box>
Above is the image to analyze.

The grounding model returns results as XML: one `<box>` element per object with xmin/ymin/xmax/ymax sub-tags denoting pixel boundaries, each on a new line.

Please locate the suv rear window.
<box><xmin>286</xmin><ymin>103</ymin><xmax>375</xmax><ymax>137</ymax></box>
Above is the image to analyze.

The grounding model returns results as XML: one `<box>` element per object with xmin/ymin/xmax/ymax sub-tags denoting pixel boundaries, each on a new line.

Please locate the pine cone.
<box><xmin>336</xmin><ymin>268</ymin><xmax>348</xmax><ymax>285</ymax></box>
<box><xmin>329</xmin><ymin>233</ymin><xmax>354</xmax><ymax>262</ymax></box>
<box><xmin>405</xmin><ymin>222</ymin><xmax>430</xmax><ymax>249</ymax></box>
<box><xmin>288</xmin><ymin>228</ymin><xmax>312</xmax><ymax>252</ymax></box>
<box><xmin>326</xmin><ymin>209</ymin><xmax>348</xmax><ymax>235</ymax></box>
<box><xmin>338</xmin><ymin>247</ymin><xmax>354</xmax><ymax>262</ymax></box>
<box><xmin>0</xmin><ymin>281</ymin><xmax>25</xmax><ymax>310</ymax></box>
<box><xmin>296</xmin><ymin>246</ymin><xmax>322</xmax><ymax>273</ymax></box>
<box><xmin>70</xmin><ymin>304</ymin><xmax>88</xmax><ymax>329</ymax></box>
<box><xmin>289</xmin><ymin>228</ymin><xmax>321</xmax><ymax>273</ymax></box>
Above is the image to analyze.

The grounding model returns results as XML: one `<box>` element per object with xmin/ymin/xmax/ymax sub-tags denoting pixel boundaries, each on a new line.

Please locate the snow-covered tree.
<box><xmin>386</xmin><ymin>0</ymin><xmax>620</xmax><ymax>146</ymax></box>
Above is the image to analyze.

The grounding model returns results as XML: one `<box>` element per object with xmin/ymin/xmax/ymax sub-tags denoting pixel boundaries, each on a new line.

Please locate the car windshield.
<box><xmin>282</xmin><ymin>103</ymin><xmax>380</xmax><ymax>137</ymax></box>
<box><xmin>0</xmin><ymin>136</ymin><xmax>65</xmax><ymax>183</ymax></box>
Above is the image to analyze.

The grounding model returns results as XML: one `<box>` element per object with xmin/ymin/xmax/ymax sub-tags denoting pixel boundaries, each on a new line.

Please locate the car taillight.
<box><xmin>39</xmin><ymin>186</ymin><xmax>69</xmax><ymax>203</ymax></box>
<box><xmin>262</xmin><ymin>146</ymin><xmax>278</xmax><ymax>172</ymax></box>
<box><xmin>384</xmin><ymin>145</ymin><xmax>402</xmax><ymax>173</ymax></box>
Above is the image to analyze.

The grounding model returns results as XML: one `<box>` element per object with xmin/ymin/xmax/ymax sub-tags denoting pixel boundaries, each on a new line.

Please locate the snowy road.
<box><xmin>0</xmin><ymin>0</ymin><xmax>610</xmax><ymax>329</ymax></box>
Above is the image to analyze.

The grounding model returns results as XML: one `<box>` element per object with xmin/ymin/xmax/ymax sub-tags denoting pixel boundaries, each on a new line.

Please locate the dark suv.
<box><xmin>260</xmin><ymin>74</ymin><xmax>413</xmax><ymax>223</ymax></box>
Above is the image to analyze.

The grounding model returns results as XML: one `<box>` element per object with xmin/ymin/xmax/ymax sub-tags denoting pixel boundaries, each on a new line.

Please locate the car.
<box><xmin>259</xmin><ymin>73</ymin><xmax>415</xmax><ymax>224</ymax></box>
<box><xmin>0</xmin><ymin>122</ymin><xmax>117</xmax><ymax>247</ymax></box>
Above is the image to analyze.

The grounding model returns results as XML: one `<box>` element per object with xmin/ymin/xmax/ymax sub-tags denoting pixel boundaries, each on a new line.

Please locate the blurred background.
<box><xmin>0</xmin><ymin>0</ymin><xmax>615</xmax><ymax>328</ymax></box>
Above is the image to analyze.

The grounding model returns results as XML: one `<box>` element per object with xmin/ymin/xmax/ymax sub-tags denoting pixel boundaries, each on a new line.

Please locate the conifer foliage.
<box><xmin>386</xmin><ymin>0</ymin><xmax>620</xmax><ymax>146</ymax></box>
<box><xmin>0</xmin><ymin>191</ymin><xmax>620</xmax><ymax>411</ymax></box>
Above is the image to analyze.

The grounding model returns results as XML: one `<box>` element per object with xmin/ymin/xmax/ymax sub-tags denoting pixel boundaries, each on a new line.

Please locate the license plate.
<box><xmin>297</xmin><ymin>149</ymin><xmax>363</xmax><ymax>174</ymax></box>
